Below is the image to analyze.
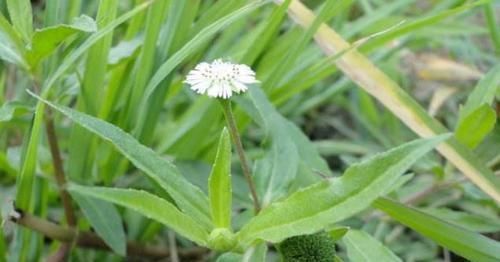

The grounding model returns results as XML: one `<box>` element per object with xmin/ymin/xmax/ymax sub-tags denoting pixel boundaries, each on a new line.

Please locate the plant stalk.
<box><xmin>220</xmin><ymin>99</ymin><xmax>261</xmax><ymax>213</ymax></box>
<box><xmin>10</xmin><ymin>210</ymin><xmax>207</xmax><ymax>259</ymax></box>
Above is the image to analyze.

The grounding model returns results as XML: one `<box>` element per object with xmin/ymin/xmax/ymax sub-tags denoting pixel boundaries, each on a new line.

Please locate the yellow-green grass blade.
<box><xmin>278</xmin><ymin>0</ymin><xmax>500</xmax><ymax>202</ymax></box>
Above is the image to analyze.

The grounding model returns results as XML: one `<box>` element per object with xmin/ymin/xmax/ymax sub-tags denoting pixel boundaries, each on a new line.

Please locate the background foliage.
<box><xmin>0</xmin><ymin>0</ymin><xmax>499</xmax><ymax>261</ymax></box>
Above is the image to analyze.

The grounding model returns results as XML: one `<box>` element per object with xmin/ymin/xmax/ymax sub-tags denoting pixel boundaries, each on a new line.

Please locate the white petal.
<box><xmin>231</xmin><ymin>80</ymin><xmax>248</xmax><ymax>93</ymax></box>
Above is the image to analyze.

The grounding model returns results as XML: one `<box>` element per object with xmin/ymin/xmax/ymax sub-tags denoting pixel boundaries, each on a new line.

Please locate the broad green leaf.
<box><xmin>70</xmin><ymin>192</ymin><xmax>126</xmax><ymax>256</ymax></box>
<box><xmin>458</xmin><ymin>64</ymin><xmax>500</xmax><ymax>122</ymax></box>
<box><xmin>455</xmin><ymin>104</ymin><xmax>496</xmax><ymax>149</ymax></box>
<box><xmin>69</xmin><ymin>185</ymin><xmax>209</xmax><ymax>245</ymax></box>
<box><xmin>28</xmin><ymin>15</ymin><xmax>97</xmax><ymax>67</ymax></box>
<box><xmin>237</xmin><ymin>135</ymin><xmax>449</xmax><ymax>246</ymax></box>
<box><xmin>284</xmin><ymin>0</ymin><xmax>500</xmax><ymax>202</ymax></box>
<box><xmin>344</xmin><ymin>230</ymin><xmax>402</xmax><ymax>262</ymax></box>
<box><xmin>0</xmin><ymin>101</ymin><xmax>32</xmax><ymax>122</ymax></box>
<box><xmin>209</xmin><ymin>128</ymin><xmax>232</xmax><ymax>229</ymax></box>
<box><xmin>373</xmin><ymin>197</ymin><xmax>500</xmax><ymax>262</ymax></box>
<box><xmin>32</xmin><ymin>94</ymin><xmax>212</xmax><ymax>230</ymax></box>
<box><xmin>6</xmin><ymin>0</ymin><xmax>32</xmax><ymax>42</ymax></box>
<box><xmin>422</xmin><ymin>208</ymin><xmax>500</xmax><ymax>233</ymax></box>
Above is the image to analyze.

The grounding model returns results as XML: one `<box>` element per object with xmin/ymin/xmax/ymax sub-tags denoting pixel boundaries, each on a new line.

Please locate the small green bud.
<box><xmin>208</xmin><ymin>228</ymin><xmax>237</xmax><ymax>251</ymax></box>
<box><xmin>278</xmin><ymin>232</ymin><xmax>336</xmax><ymax>262</ymax></box>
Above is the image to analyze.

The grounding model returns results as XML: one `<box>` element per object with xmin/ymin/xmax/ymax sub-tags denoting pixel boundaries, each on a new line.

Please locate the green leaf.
<box><xmin>28</xmin><ymin>15</ymin><xmax>97</xmax><ymax>67</ymax></box>
<box><xmin>0</xmin><ymin>14</ymin><xmax>27</xmax><ymax>67</ymax></box>
<box><xmin>0</xmin><ymin>101</ymin><xmax>32</xmax><ymax>122</ymax></box>
<box><xmin>70</xmin><ymin>192</ymin><xmax>126</xmax><ymax>256</ymax></box>
<box><xmin>422</xmin><ymin>208</ymin><xmax>500</xmax><ymax>233</ymax></box>
<box><xmin>6</xmin><ymin>0</ymin><xmax>32</xmax><ymax>42</ymax></box>
<box><xmin>216</xmin><ymin>243</ymin><xmax>268</xmax><ymax>262</ymax></box>
<box><xmin>68</xmin><ymin>185</ymin><xmax>209</xmax><ymax>245</ymax></box>
<box><xmin>16</xmin><ymin>0</ymin><xmax>152</xmax><ymax>217</ymax></box>
<box><xmin>458</xmin><ymin>64</ymin><xmax>500</xmax><ymax>122</ymax></box>
<box><xmin>254</xmin><ymin>130</ymin><xmax>299</xmax><ymax>206</ymax></box>
<box><xmin>31</xmin><ymin>93</ymin><xmax>212</xmax><ymax>230</ymax></box>
<box><xmin>209</xmin><ymin>128</ymin><xmax>233</xmax><ymax>229</ymax></box>
<box><xmin>455</xmin><ymin>104</ymin><xmax>496</xmax><ymax>149</ymax></box>
<box><xmin>328</xmin><ymin>226</ymin><xmax>349</xmax><ymax>241</ymax></box>
<box><xmin>245</xmin><ymin>86</ymin><xmax>329</xmax><ymax>205</ymax></box>
<box><xmin>107</xmin><ymin>38</ymin><xmax>142</xmax><ymax>65</ymax></box>
<box><xmin>373</xmin><ymin>198</ymin><xmax>500</xmax><ymax>262</ymax></box>
<box><xmin>344</xmin><ymin>230</ymin><xmax>402</xmax><ymax>262</ymax></box>
<box><xmin>237</xmin><ymin>135</ymin><xmax>450</xmax><ymax>246</ymax></box>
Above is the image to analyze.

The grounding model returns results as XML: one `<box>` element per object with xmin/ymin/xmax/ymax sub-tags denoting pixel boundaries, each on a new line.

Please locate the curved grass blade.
<box><xmin>16</xmin><ymin>0</ymin><xmax>154</xmax><ymax>213</ymax></box>
<box><xmin>373</xmin><ymin>197</ymin><xmax>500</xmax><ymax>262</ymax></box>
<box><xmin>281</xmin><ymin>0</ymin><xmax>500</xmax><ymax>202</ymax></box>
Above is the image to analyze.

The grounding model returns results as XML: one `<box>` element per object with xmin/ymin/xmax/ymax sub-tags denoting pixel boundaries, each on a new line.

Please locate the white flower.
<box><xmin>184</xmin><ymin>59</ymin><xmax>258</xmax><ymax>99</ymax></box>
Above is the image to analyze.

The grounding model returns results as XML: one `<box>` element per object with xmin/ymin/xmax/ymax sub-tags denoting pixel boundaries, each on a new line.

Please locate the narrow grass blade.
<box><xmin>282</xmin><ymin>0</ymin><xmax>500</xmax><ymax>202</ymax></box>
<box><xmin>16</xmin><ymin>0</ymin><xmax>153</xmax><ymax>215</ymax></box>
<box><xmin>373</xmin><ymin>197</ymin><xmax>500</xmax><ymax>262</ymax></box>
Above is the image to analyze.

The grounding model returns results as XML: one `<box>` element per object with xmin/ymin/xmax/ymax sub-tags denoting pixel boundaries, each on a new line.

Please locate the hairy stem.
<box><xmin>220</xmin><ymin>99</ymin><xmax>261</xmax><ymax>213</ymax></box>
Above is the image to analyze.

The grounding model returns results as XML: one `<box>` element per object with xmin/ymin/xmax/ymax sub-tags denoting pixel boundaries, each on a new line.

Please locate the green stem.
<box><xmin>483</xmin><ymin>3</ymin><xmax>500</xmax><ymax>55</ymax></box>
<box><xmin>220</xmin><ymin>99</ymin><xmax>261</xmax><ymax>213</ymax></box>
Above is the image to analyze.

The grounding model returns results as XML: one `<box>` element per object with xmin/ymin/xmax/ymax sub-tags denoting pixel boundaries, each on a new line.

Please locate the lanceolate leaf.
<box><xmin>344</xmin><ymin>230</ymin><xmax>402</xmax><ymax>262</ymax></box>
<box><xmin>16</xmin><ymin>0</ymin><xmax>153</xmax><ymax>215</ymax></box>
<box><xmin>237</xmin><ymin>135</ymin><xmax>449</xmax><ymax>246</ymax></box>
<box><xmin>209</xmin><ymin>128</ymin><xmax>233</xmax><ymax>229</ymax></box>
<box><xmin>32</xmin><ymin>94</ymin><xmax>212</xmax><ymax>230</ymax></box>
<box><xmin>71</xmin><ymin>192</ymin><xmax>126</xmax><ymax>256</ymax></box>
<box><xmin>69</xmin><ymin>185</ymin><xmax>209</xmax><ymax>246</ymax></box>
<box><xmin>373</xmin><ymin>197</ymin><xmax>500</xmax><ymax>262</ymax></box>
<box><xmin>281</xmin><ymin>0</ymin><xmax>500</xmax><ymax>202</ymax></box>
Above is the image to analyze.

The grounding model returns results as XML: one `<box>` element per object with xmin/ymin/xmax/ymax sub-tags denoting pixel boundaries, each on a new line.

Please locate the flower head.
<box><xmin>184</xmin><ymin>59</ymin><xmax>258</xmax><ymax>99</ymax></box>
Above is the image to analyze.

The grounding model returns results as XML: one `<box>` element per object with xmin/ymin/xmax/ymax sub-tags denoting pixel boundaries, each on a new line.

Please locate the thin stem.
<box><xmin>220</xmin><ymin>99</ymin><xmax>261</xmax><ymax>213</ymax></box>
<box><xmin>33</xmin><ymin>81</ymin><xmax>76</xmax><ymax>261</ymax></box>
<box><xmin>45</xmin><ymin>113</ymin><xmax>77</xmax><ymax>227</ymax></box>
<box><xmin>11</xmin><ymin>211</ymin><xmax>207</xmax><ymax>259</ymax></box>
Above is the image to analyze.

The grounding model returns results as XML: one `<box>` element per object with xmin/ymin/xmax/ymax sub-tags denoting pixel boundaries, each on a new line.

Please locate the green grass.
<box><xmin>0</xmin><ymin>0</ymin><xmax>499</xmax><ymax>261</ymax></box>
